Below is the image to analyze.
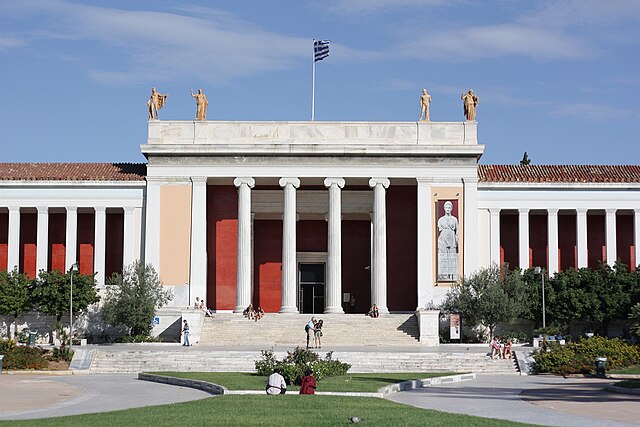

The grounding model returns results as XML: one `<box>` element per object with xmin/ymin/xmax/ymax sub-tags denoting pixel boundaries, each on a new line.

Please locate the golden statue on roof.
<box><xmin>147</xmin><ymin>87</ymin><xmax>168</xmax><ymax>120</ymax></box>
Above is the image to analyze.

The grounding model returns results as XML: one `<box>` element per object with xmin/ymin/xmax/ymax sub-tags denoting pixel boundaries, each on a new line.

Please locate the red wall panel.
<box><xmin>616</xmin><ymin>213</ymin><xmax>634</xmax><ymax>270</ymax></box>
<box><xmin>207</xmin><ymin>185</ymin><xmax>238</xmax><ymax>311</ymax></box>
<box><xmin>77</xmin><ymin>212</ymin><xmax>95</xmax><ymax>276</ymax></box>
<box><xmin>342</xmin><ymin>220</ymin><xmax>371</xmax><ymax>313</ymax></box>
<box><xmin>48</xmin><ymin>213</ymin><xmax>66</xmax><ymax>272</ymax></box>
<box><xmin>253</xmin><ymin>220</ymin><xmax>282</xmax><ymax>312</ymax></box>
<box><xmin>0</xmin><ymin>213</ymin><xmax>7</xmax><ymax>271</ymax></box>
<box><xmin>500</xmin><ymin>211</ymin><xmax>519</xmax><ymax>270</ymax></box>
<box><xmin>105</xmin><ymin>211</ymin><xmax>124</xmax><ymax>280</ymax></box>
<box><xmin>529</xmin><ymin>213</ymin><xmax>547</xmax><ymax>270</ymax></box>
<box><xmin>297</xmin><ymin>220</ymin><xmax>327</xmax><ymax>252</ymax></box>
<box><xmin>587</xmin><ymin>212</ymin><xmax>605</xmax><ymax>269</ymax></box>
<box><xmin>387</xmin><ymin>186</ymin><xmax>417</xmax><ymax>311</ymax></box>
<box><xmin>19</xmin><ymin>212</ymin><xmax>37</xmax><ymax>278</ymax></box>
<box><xmin>558</xmin><ymin>212</ymin><xmax>577</xmax><ymax>270</ymax></box>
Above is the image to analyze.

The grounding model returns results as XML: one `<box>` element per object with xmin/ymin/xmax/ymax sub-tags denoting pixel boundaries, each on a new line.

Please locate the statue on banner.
<box><xmin>419</xmin><ymin>89</ymin><xmax>432</xmax><ymax>121</ymax></box>
<box><xmin>147</xmin><ymin>87</ymin><xmax>168</xmax><ymax>120</ymax></box>
<box><xmin>437</xmin><ymin>200</ymin><xmax>459</xmax><ymax>281</ymax></box>
<box><xmin>190</xmin><ymin>89</ymin><xmax>209</xmax><ymax>121</ymax></box>
<box><xmin>461</xmin><ymin>89</ymin><xmax>478</xmax><ymax>121</ymax></box>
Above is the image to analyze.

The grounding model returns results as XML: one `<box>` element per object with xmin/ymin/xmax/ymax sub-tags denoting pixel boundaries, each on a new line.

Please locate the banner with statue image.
<box><xmin>436</xmin><ymin>199</ymin><xmax>459</xmax><ymax>282</ymax></box>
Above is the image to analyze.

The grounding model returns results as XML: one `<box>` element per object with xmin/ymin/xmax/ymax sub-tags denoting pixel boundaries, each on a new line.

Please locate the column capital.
<box><xmin>518</xmin><ymin>208</ymin><xmax>530</xmax><ymax>214</ymax></box>
<box><xmin>8</xmin><ymin>206</ymin><xmax>20</xmax><ymax>213</ymax></box>
<box><xmin>547</xmin><ymin>208</ymin><xmax>559</xmax><ymax>215</ymax></box>
<box><xmin>94</xmin><ymin>206</ymin><xmax>107</xmax><ymax>213</ymax></box>
<box><xmin>279</xmin><ymin>177</ymin><xmax>301</xmax><ymax>188</ymax></box>
<box><xmin>190</xmin><ymin>176</ymin><xmax>208</xmax><ymax>185</ymax></box>
<box><xmin>489</xmin><ymin>208</ymin><xmax>501</xmax><ymax>215</ymax></box>
<box><xmin>369</xmin><ymin>177</ymin><xmax>390</xmax><ymax>189</ymax></box>
<box><xmin>233</xmin><ymin>177</ymin><xmax>255</xmax><ymax>188</ymax></box>
<box><xmin>65</xmin><ymin>206</ymin><xmax>78</xmax><ymax>213</ymax></box>
<box><xmin>324</xmin><ymin>177</ymin><xmax>345</xmax><ymax>189</ymax></box>
<box><xmin>36</xmin><ymin>206</ymin><xmax>49</xmax><ymax>213</ymax></box>
<box><xmin>576</xmin><ymin>208</ymin><xmax>588</xmax><ymax>215</ymax></box>
<box><xmin>123</xmin><ymin>206</ymin><xmax>136</xmax><ymax>213</ymax></box>
<box><xmin>605</xmin><ymin>208</ymin><xmax>617</xmax><ymax>215</ymax></box>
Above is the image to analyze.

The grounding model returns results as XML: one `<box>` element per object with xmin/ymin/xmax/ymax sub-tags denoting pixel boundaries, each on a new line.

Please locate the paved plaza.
<box><xmin>1</xmin><ymin>370</ymin><xmax>639</xmax><ymax>425</ymax></box>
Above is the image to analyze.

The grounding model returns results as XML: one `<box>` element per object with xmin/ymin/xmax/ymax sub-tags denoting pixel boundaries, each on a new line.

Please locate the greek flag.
<box><xmin>314</xmin><ymin>40</ymin><xmax>330</xmax><ymax>62</ymax></box>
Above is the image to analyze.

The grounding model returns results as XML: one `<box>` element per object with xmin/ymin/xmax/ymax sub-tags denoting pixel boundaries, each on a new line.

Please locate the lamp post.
<box><xmin>534</xmin><ymin>266</ymin><xmax>546</xmax><ymax>329</ymax></box>
<box><xmin>69</xmin><ymin>262</ymin><xmax>79</xmax><ymax>349</ymax></box>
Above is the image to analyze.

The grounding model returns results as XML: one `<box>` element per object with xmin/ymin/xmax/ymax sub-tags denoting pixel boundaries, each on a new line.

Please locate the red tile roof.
<box><xmin>478</xmin><ymin>165</ymin><xmax>640</xmax><ymax>183</ymax></box>
<box><xmin>0</xmin><ymin>163</ymin><xmax>146</xmax><ymax>181</ymax></box>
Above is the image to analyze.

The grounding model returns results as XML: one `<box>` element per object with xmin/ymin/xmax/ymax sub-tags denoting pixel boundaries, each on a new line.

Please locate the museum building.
<box><xmin>0</xmin><ymin>120</ymin><xmax>639</xmax><ymax>316</ymax></box>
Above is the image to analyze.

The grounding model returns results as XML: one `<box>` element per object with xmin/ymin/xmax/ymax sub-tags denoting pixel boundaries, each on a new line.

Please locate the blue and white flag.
<box><xmin>314</xmin><ymin>40</ymin><xmax>330</xmax><ymax>62</ymax></box>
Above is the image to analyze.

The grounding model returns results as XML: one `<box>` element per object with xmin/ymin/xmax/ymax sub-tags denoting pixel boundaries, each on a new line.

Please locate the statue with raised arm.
<box><xmin>461</xmin><ymin>90</ymin><xmax>479</xmax><ymax>121</ymax></box>
<box><xmin>190</xmin><ymin>89</ymin><xmax>209</xmax><ymax>121</ymax></box>
<box><xmin>419</xmin><ymin>89</ymin><xmax>432</xmax><ymax>122</ymax></box>
<box><xmin>147</xmin><ymin>87</ymin><xmax>168</xmax><ymax>120</ymax></box>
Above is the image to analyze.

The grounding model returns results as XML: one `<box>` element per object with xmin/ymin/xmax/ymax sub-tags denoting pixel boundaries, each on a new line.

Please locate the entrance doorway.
<box><xmin>298</xmin><ymin>263</ymin><xmax>325</xmax><ymax>314</ymax></box>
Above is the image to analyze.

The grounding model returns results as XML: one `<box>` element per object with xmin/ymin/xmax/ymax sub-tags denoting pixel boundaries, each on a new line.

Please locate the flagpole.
<box><xmin>311</xmin><ymin>39</ymin><xmax>316</xmax><ymax>121</ymax></box>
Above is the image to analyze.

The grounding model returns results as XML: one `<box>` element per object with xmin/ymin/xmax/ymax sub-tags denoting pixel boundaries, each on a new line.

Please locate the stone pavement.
<box><xmin>0</xmin><ymin>373</ymin><xmax>211</xmax><ymax>420</ymax></box>
<box><xmin>388</xmin><ymin>374</ymin><xmax>640</xmax><ymax>427</ymax></box>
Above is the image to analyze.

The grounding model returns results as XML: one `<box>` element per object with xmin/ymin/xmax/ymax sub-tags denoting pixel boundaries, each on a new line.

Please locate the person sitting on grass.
<box><xmin>299</xmin><ymin>369</ymin><xmax>317</xmax><ymax>395</ymax></box>
<box><xmin>266</xmin><ymin>368</ymin><xmax>287</xmax><ymax>395</ymax></box>
<box><xmin>255</xmin><ymin>306</ymin><xmax>265</xmax><ymax>321</ymax></box>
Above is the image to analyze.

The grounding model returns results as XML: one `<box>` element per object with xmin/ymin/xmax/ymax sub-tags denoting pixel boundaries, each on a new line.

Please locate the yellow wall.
<box><xmin>432</xmin><ymin>186</ymin><xmax>464</xmax><ymax>286</ymax></box>
<box><xmin>160</xmin><ymin>185</ymin><xmax>192</xmax><ymax>286</ymax></box>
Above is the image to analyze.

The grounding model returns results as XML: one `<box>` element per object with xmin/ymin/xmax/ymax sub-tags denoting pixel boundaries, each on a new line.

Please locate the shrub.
<box><xmin>115</xmin><ymin>334</ymin><xmax>161</xmax><ymax>343</ymax></box>
<box><xmin>0</xmin><ymin>340</ymin><xmax>49</xmax><ymax>370</ymax></box>
<box><xmin>500</xmin><ymin>331</ymin><xmax>529</xmax><ymax>344</ymax></box>
<box><xmin>255</xmin><ymin>347</ymin><xmax>350</xmax><ymax>384</ymax></box>
<box><xmin>49</xmin><ymin>346</ymin><xmax>74</xmax><ymax>362</ymax></box>
<box><xmin>534</xmin><ymin>336</ymin><xmax>640</xmax><ymax>375</ymax></box>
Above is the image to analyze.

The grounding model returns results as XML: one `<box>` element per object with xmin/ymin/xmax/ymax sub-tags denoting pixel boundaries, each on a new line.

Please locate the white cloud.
<box><xmin>326</xmin><ymin>0</ymin><xmax>452</xmax><ymax>15</ymax></box>
<box><xmin>550</xmin><ymin>103</ymin><xmax>637</xmax><ymax>121</ymax></box>
<box><xmin>0</xmin><ymin>35</ymin><xmax>26</xmax><ymax>51</ymax></box>
<box><xmin>521</xmin><ymin>0</ymin><xmax>640</xmax><ymax>29</ymax></box>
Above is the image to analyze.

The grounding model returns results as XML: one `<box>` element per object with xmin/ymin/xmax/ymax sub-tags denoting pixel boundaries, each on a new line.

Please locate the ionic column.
<box><xmin>190</xmin><ymin>177</ymin><xmax>208</xmax><ymax>307</ymax></box>
<box><xmin>7</xmin><ymin>207</ymin><xmax>20</xmax><ymax>271</ymax></box>
<box><xmin>576</xmin><ymin>208</ymin><xmax>588</xmax><ymax>268</ymax></box>
<box><xmin>65</xmin><ymin>206</ymin><xmax>78</xmax><ymax>271</ymax></box>
<box><xmin>605</xmin><ymin>208</ymin><xmax>617</xmax><ymax>266</ymax></box>
<box><xmin>518</xmin><ymin>208</ymin><xmax>530</xmax><ymax>270</ymax></box>
<box><xmin>94</xmin><ymin>206</ymin><xmax>107</xmax><ymax>286</ymax></box>
<box><xmin>36</xmin><ymin>206</ymin><xmax>49</xmax><ymax>273</ymax></box>
<box><xmin>123</xmin><ymin>207</ymin><xmax>135</xmax><ymax>268</ymax></box>
<box><xmin>416</xmin><ymin>179</ymin><xmax>433</xmax><ymax>309</ymax></box>
<box><xmin>369</xmin><ymin>178</ymin><xmax>390</xmax><ymax>314</ymax></box>
<box><xmin>547</xmin><ymin>209</ymin><xmax>559</xmax><ymax>275</ymax></box>
<box><xmin>489</xmin><ymin>208</ymin><xmax>501</xmax><ymax>266</ymax></box>
<box><xmin>234</xmin><ymin>177</ymin><xmax>255</xmax><ymax>313</ymax></box>
<box><xmin>324</xmin><ymin>178</ymin><xmax>345</xmax><ymax>314</ymax></box>
<box><xmin>279</xmin><ymin>177</ymin><xmax>300</xmax><ymax>313</ymax></box>
<box><xmin>634</xmin><ymin>209</ymin><xmax>640</xmax><ymax>270</ymax></box>
<box><xmin>144</xmin><ymin>177</ymin><xmax>161</xmax><ymax>269</ymax></box>
<box><xmin>463</xmin><ymin>177</ymin><xmax>479</xmax><ymax>276</ymax></box>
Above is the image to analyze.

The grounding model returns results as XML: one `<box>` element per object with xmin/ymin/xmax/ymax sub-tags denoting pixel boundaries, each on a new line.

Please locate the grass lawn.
<box><xmin>151</xmin><ymin>371</ymin><xmax>459</xmax><ymax>392</ymax></box>
<box><xmin>614</xmin><ymin>379</ymin><xmax>640</xmax><ymax>388</ymax></box>
<box><xmin>609</xmin><ymin>365</ymin><xmax>640</xmax><ymax>375</ymax></box>
<box><xmin>0</xmin><ymin>395</ymin><xmax>537</xmax><ymax>427</ymax></box>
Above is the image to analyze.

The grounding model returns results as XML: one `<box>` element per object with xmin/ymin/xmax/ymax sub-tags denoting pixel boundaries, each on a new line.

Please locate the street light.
<box><xmin>534</xmin><ymin>266</ymin><xmax>546</xmax><ymax>329</ymax></box>
<box><xmin>69</xmin><ymin>262</ymin><xmax>79</xmax><ymax>349</ymax></box>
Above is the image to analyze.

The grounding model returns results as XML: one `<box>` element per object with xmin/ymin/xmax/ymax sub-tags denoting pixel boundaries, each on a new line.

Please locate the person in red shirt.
<box><xmin>299</xmin><ymin>369</ymin><xmax>317</xmax><ymax>395</ymax></box>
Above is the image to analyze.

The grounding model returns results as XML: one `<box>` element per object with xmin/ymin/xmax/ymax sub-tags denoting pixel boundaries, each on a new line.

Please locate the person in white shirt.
<box><xmin>266</xmin><ymin>369</ymin><xmax>287</xmax><ymax>394</ymax></box>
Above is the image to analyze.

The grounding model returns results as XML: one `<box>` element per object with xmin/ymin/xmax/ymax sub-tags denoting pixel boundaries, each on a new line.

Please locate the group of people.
<box><xmin>243</xmin><ymin>304</ymin><xmax>265</xmax><ymax>321</ymax></box>
<box><xmin>368</xmin><ymin>304</ymin><xmax>379</xmax><ymax>318</ymax></box>
<box><xmin>194</xmin><ymin>297</ymin><xmax>214</xmax><ymax>317</ymax></box>
<box><xmin>266</xmin><ymin>368</ymin><xmax>316</xmax><ymax>395</ymax></box>
<box><xmin>305</xmin><ymin>317</ymin><xmax>324</xmax><ymax>349</ymax></box>
<box><xmin>489</xmin><ymin>336</ymin><xmax>513</xmax><ymax>359</ymax></box>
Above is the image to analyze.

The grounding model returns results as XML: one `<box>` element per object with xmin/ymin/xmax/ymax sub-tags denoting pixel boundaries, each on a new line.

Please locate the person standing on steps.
<box><xmin>305</xmin><ymin>317</ymin><xmax>316</xmax><ymax>349</ymax></box>
<box><xmin>314</xmin><ymin>319</ymin><xmax>323</xmax><ymax>348</ymax></box>
<box><xmin>182</xmin><ymin>319</ymin><xmax>191</xmax><ymax>346</ymax></box>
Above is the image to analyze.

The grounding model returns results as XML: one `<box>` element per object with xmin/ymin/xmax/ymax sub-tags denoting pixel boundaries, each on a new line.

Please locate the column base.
<box><xmin>278</xmin><ymin>306</ymin><xmax>299</xmax><ymax>314</ymax></box>
<box><xmin>324</xmin><ymin>306</ymin><xmax>345</xmax><ymax>314</ymax></box>
<box><xmin>233</xmin><ymin>306</ymin><xmax>246</xmax><ymax>314</ymax></box>
<box><xmin>377</xmin><ymin>306</ymin><xmax>390</xmax><ymax>315</ymax></box>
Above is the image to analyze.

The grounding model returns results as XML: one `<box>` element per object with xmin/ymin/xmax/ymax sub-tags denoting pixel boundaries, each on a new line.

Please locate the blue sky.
<box><xmin>1</xmin><ymin>0</ymin><xmax>638</xmax><ymax>165</ymax></box>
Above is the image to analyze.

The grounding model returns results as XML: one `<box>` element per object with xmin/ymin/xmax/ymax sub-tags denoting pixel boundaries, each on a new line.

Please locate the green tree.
<box><xmin>629</xmin><ymin>302</ymin><xmax>640</xmax><ymax>338</ymax></box>
<box><xmin>101</xmin><ymin>261</ymin><xmax>173</xmax><ymax>337</ymax></box>
<box><xmin>0</xmin><ymin>268</ymin><xmax>33</xmax><ymax>340</ymax></box>
<box><xmin>31</xmin><ymin>269</ymin><xmax>100</xmax><ymax>326</ymax></box>
<box><xmin>440</xmin><ymin>265</ymin><xmax>528</xmax><ymax>340</ymax></box>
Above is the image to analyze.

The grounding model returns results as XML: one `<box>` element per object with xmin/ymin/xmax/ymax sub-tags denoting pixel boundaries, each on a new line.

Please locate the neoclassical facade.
<box><xmin>0</xmin><ymin>120</ymin><xmax>638</xmax><ymax>316</ymax></box>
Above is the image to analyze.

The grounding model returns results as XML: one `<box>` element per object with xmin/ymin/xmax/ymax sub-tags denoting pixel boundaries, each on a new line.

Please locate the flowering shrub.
<box><xmin>0</xmin><ymin>340</ymin><xmax>49</xmax><ymax>370</ymax></box>
<box><xmin>255</xmin><ymin>347</ymin><xmax>350</xmax><ymax>384</ymax></box>
<box><xmin>534</xmin><ymin>336</ymin><xmax>640</xmax><ymax>375</ymax></box>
